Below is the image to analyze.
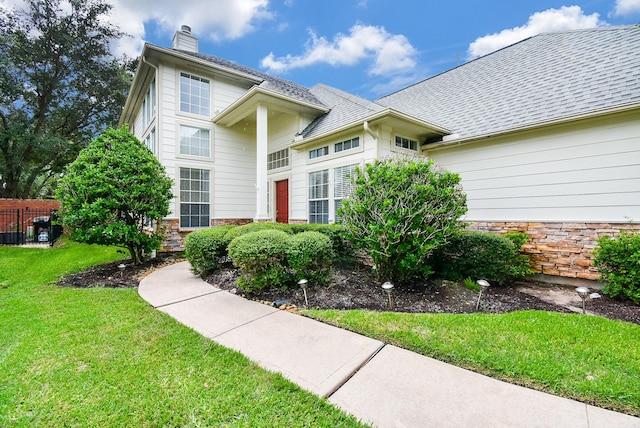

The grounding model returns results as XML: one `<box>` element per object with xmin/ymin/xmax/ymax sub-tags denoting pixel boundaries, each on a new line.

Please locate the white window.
<box><xmin>179</xmin><ymin>168</ymin><xmax>210</xmax><ymax>228</ymax></box>
<box><xmin>334</xmin><ymin>164</ymin><xmax>357</xmax><ymax>221</ymax></box>
<box><xmin>267</xmin><ymin>148</ymin><xmax>289</xmax><ymax>170</ymax></box>
<box><xmin>395</xmin><ymin>135</ymin><xmax>419</xmax><ymax>151</ymax></box>
<box><xmin>179</xmin><ymin>125</ymin><xmax>210</xmax><ymax>157</ymax></box>
<box><xmin>334</xmin><ymin>137</ymin><xmax>359</xmax><ymax>153</ymax></box>
<box><xmin>308</xmin><ymin>170</ymin><xmax>329</xmax><ymax>224</ymax></box>
<box><xmin>144</xmin><ymin>128</ymin><xmax>156</xmax><ymax>154</ymax></box>
<box><xmin>180</xmin><ymin>72</ymin><xmax>210</xmax><ymax>116</ymax></box>
<box><xmin>142</xmin><ymin>79</ymin><xmax>156</xmax><ymax>130</ymax></box>
<box><xmin>309</xmin><ymin>146</ymin><xmax>329</xmax><ymax>159</ymax></box>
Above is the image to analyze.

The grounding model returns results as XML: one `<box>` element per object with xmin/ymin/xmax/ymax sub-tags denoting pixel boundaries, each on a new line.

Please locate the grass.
<box><xmin>303</xmin><ymin>308</ymin><xmax>640</xmax><ymax>416</ymax></box>
<box><xmin>0</xmin><ymin>242</ymin><xmax>366</xmax><ymax>427</ymax></box>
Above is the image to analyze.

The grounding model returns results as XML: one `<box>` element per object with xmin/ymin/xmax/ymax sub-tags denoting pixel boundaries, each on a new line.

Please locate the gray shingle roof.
<box><xmin>175</xmin><ymin>49</ymin><xmax>327</xmax><ymax>108</ymax></box>
<box><xmin>376</xmin><ymin>26</ymin><xmax>640</xmax><ymax>140</ymax></box>
<box><xmin>301</xmin><ymin>84</ymin><xmax>386</xmax><ymax>138</ymax></box>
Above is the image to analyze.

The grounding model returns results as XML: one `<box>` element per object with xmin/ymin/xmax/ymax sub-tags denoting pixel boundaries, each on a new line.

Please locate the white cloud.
<box><xmin>260</xmin><ymin>24</ymin><xmax>417</xmax><ymax>76</ymax></box>
<box><xmin>468</xmin><ymin>6</ymin><xmax>602</xmax><ymax>59</ymax></box>
<box><xmin>108</xmin><ymin>0</ymin><xmax>272</xmax><ymax>57</ymax></box>
<box><xmin>612</xmin><ymin>0</ymin><xmax>640</xmax><ymax>16</ymax></box>
<box><xmin>0</xmin><ymin>0</ymin><xmax>273</xmax><ymax>58</ymax></box>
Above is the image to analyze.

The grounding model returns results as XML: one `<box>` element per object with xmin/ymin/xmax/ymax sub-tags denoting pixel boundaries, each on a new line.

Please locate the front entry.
<box><xmin>275</xmin><ymin>179</ymin><xmax>289</xmax><ymax>223</ymax></box>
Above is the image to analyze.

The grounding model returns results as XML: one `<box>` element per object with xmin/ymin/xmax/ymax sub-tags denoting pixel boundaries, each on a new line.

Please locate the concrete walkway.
<box><xmin>139</xmin><ymin>262</ymin><xmax>640</xmax><ymax>428</ymax></box>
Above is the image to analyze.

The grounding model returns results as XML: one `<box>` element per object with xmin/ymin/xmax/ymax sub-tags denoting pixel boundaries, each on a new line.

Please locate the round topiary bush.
<box><xmin>228</xmin><ymin>229</ymin><xmax>292</xmax><ymax>291</ymax></box>
<box><xmin>184</xmin><ymin>225</ymin><xmax>236</xmax><ymax>275</ymax></box>
<box><xmin>287</xmin><ymin>231</ymin><xmax>334</xmax><ymax>285</ymax></box>
<box><xmin>289</xmin><ymin>223</ymin><xmax>352</xmax><ymax>260</ymax></box>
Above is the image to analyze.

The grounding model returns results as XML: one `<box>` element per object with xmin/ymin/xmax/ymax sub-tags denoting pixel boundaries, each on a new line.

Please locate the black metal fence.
<box><xmin>0</xmin><ymin>208</ymin><xmax>63</xmax><ymax>245</ymax></box>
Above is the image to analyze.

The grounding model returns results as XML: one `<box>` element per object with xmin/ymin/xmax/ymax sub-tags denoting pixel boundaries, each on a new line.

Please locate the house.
<box><xmin>119</xmin><ymin>25</ymin><xmax>640</xmax><ymax>283</ymax></box>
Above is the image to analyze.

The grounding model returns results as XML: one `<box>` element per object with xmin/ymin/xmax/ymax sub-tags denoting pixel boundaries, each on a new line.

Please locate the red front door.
<box><xmin>275</xmin><ymin>179</ymin><xmax>289</xmax><ymax>223</ymax></box>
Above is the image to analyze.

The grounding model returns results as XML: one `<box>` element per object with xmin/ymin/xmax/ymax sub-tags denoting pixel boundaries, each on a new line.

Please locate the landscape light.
<box><xmin>382</xmin><ymin>282</ymin><xmax>394</xmax><ymax>310</ymax></box>
<box><xmin>476</xmin><ymin>279</ymin><xmax>490</xmax><ymax>311</ymax></box>
<box><xmin>575</xmin><ymin>286</ymin><xmax>590</xmax><ymax>314</ymax></box>
<box><xmin>298</xmin><ymin>279</ymin><xmax>309</xmax><ymax>306</ymax></box>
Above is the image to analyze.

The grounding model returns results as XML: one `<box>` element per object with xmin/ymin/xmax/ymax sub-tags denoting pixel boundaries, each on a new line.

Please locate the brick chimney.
<box><xmin>172</xmin><ymin>25</ymin><xmax>198</xmax><ymax>52</ymax></box>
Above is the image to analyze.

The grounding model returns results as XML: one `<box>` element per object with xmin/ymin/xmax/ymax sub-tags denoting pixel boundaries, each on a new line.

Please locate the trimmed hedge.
<box><xmin>593</xmin><ymin>230</ymin><xmax>640</xmax><ymax>304</ymax></box>
<box><xmin>287</xmin><ymin>231</ymin><xmax>334</xmax><ymax>285</ymax></box>
<box><xmin>228</xmin><ymin>229</ymin><xmax>292</xmax><ymax>292</ymax></box>
<box><xmin>432</xmin><ymin>231</ymin><xmax>533</xmax><ymax>284</ymax></box>
<box><xmin>289</xmin><ymin>223</ymin><xmax>351</xmax><ymax>259</ymax></box>
<box><xmin>184</xmin><ymin>225</ymin><xmax>236</xmax><ymax>275</ymax></box>
<box><xmin>223</xmin><ymin>222</ymin><xmax>292</xmax><ymax>242</ymax></box>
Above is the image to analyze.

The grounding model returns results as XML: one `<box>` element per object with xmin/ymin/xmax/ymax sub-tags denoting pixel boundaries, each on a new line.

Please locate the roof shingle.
<box><xmin>376</xmin><ymin>26</ymin><xmax>640</xmax><ymax>139</ymax></box>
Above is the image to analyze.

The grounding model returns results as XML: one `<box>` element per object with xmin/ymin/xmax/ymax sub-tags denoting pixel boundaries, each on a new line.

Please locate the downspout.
<box><xmin>363</xmin><ymin>121</ymin><xmax>379</xmax><ymax>159</ymax></box>
<box><xmin>363</xmin><ymin>120</ymin><xmax>378</xmax><ymax>140</ymax></box>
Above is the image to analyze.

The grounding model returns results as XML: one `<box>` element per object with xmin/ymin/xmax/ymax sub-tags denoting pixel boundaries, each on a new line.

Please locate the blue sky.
<box><xmin>2</xmin><ymin>0</ymin><xmax>640</xmax><ymax>99</ymax></box>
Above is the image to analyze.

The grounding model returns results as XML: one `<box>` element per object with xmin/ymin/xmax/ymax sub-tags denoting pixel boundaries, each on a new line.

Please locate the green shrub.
<box><xmin>339</xmin><ymin>158</ymin><xmax>467</xmax><ymax>284</ymax></box>
<box><xmin>223</xmin><ymin>222</ymin><xmax>292</xmax><ymax>242</ymax></box>
<box><xmin>184</xmin><ymin>226</ymin><xmax>236</xmax><ymax>275</ymax></box>
<box><xmin>289</xmin><ymin>223</ymin><xmax>352</xmax><ymax>260</ymax></box>
<box><xmin>287</xmin><ymin>231</ymin><xmax>334</xmax><ymax>285</ymax></box>
<box><xmin>593</xmin><ymin>230</ymin><xmax>640</xmax><ymax>304</ymax></box>
<box><xmin>228</xmin><ymin>230</ymin><xmax>292</xmax><ymax>292</ymax></box>
<box><xmin>504</xmin><ymin>232</ymin><xmax>535</xmax><ymax>279</ymax></box>
<box><xmin>433</xmin><ymin>231</ymin><xmax>532</xmax><ymax>284</ymax></box>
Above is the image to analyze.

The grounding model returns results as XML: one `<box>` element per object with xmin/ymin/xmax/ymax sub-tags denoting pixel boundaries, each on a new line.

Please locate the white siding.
<box><xmin>153</xmin><ymin>63</ymin><xmax>256</xmax><ymax>224</ymax></box>
<box><xmin>426</xmin><ymin>111</ymin><xmax>640</xmax><ymax>222</ymax></box>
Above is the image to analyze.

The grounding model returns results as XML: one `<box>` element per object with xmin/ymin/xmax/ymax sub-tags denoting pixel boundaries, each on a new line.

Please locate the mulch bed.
<box><xmin>57</xmin><ymin>255</ymin><xmax>639</xmax><ymax>325</ymax></box>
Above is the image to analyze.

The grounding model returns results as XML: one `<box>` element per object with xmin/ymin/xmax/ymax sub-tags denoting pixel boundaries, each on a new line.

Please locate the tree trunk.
<box><xmin>128</xmin><ymin>244</ymin><xmax>142</xmax><ymax>265</ymax></box>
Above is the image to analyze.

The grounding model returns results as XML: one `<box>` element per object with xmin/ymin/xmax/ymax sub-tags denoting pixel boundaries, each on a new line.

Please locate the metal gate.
<box><xmin>0</xmin><ymin>208</ymin><xmax>62</xmax><ymax>245</ymax></box>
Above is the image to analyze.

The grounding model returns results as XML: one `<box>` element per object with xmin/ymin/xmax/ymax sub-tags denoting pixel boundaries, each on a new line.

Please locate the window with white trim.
<box><xmin>142</xmin><ymin>79</ymin><xmax>155</xmax><ymax>130</ymax></box>
<box><xmin>308</xmin><ymin>170</ymin><xmax>329</xmax><ymax>224</ymax></box>
<box><xmin>180</xmin><ymin>72</ymin><xmax>210</xmax><ymax>116</ymax></box>
<box><xmin>309</xmin><ymin>146</ymin><xmax>329</xmax><ymax>159</ymax></box>
<box><xmin>395</xmin><ymin>135</ymin><xmax>419</xmax><ymax>151</ymax></box>
<box><xmin>334</xmin><ymin>137</ymin><xmax>359</xmax><ymax>153</ymax></box>
<box><xmin>179</xmin><ymin>125</ymin><xmax>210</xmax><ymax>157</ymax></box>
<box><xmin>334</xmin><ymin>164</ymin><xmax>357</xmax><ymax>221</ymax></box>
<box><xmin>144</xmin><ymin>128</ymin><xmax>156</xmax><ymax>154</ymax></box>
<box><xmin>267</xmin><ymin>148</ymin><xmax>289</xmax><ymax>170</ymax></box>
<box><xmin>179</xmin><ymin>168</ymin><xmax>210</xmax><ymax>228</ymax></box>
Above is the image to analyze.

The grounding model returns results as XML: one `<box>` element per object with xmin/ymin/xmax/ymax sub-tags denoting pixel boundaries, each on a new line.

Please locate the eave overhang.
<box><xmin>212</xmin><ymin>86</ymin><xmax>330</xmax><ymax>127</ymax></box>
<box><xmin>291</xmin><ymin>108</ymin><xmax>451</xmax><ymax>149</ymax></box>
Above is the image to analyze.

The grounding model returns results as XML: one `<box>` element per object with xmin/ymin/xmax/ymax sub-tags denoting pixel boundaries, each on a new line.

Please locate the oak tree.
<box><xmin>0</xmin><ymin>0</ymin><xmax>133</xmax><ymax>198</ymax></box>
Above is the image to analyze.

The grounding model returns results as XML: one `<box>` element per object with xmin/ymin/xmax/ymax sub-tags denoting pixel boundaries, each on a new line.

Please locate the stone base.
<box><xmin>467</xmin><ymin>221</ymin><xmax>640</xmax><ymax>281</ymax></box>
<box><xmin>160</xmin><ymin>218</ymin><xmax>253</xmax><ymax>251</ymax></box>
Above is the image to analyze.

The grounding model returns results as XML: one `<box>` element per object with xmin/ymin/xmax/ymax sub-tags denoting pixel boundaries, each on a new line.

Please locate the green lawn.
<box><xmin>0</xmin><ymin>243</ymin><xmax>366</xmax><ymax>427</ymax></box>
<box><xmin>304</xmin><ymin>308</ymin><xmax>640</xmax><ymax>416</ymax></box>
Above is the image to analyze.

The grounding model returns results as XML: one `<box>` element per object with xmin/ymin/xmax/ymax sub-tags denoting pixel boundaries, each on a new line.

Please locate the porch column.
<box><xmin>255</xmin><ymin>104</ymin><xmax>270</xmax><ymax>221</ymax></box>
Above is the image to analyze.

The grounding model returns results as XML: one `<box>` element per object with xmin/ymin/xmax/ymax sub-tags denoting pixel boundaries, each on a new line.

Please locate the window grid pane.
<box><xmin>309</xmin><ymin>146</ymin><xmax>329</xmax><ymax>159</ymax></box>
<box><xmin>334</xmin><ymin>164</ymin><xmax>357</xmax><ymax>222</ymax></box>
<box><xmin>309</xmin><ymin>170</ymin><xmax>329</xmax><ymax>224</ymax></box>
<box><xmin>395</xmin><ymin>135</ymin><xmax>418</xmax><ymax>151</ymax></box>
<box><xmin>180</xmin><ymin>73</ymin><xmax>210</xmax><ymax>116</ymax></box>
<box><xmin>180</xmin><ymin>125</ymin><xmax>210</xmax><ymax>157</ymax></box>
<box><xmin>334</xmin><ymin>137</ymin><xmax>360</xmax><ymax>153</ymax></box>
<box><xmin>180</xmin><ymin>167</ymin><xmax>210</xmax><ymax>228</ymax></box>
<box><xmin>267</xmin><ymin>148</ymin><xmax>289</xmax><ymax>170</ymax></box>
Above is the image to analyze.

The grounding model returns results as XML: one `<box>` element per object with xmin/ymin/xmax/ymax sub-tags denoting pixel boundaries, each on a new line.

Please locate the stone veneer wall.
<box><xmin>467</xmin><ymin>221</ymin><xmax>640</xmax><ymax>281</ymax></box>
<box><xmin>160</xmin><ymin>218</ymin><xmax>252</xmax><ymax>251</ymax></box>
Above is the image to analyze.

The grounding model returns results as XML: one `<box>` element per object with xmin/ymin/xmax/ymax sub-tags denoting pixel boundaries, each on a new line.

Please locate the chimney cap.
<box><xmin>181</xmin><ymin>25</ymin><xmax>191</xmax><ymax>34</ymax></box>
